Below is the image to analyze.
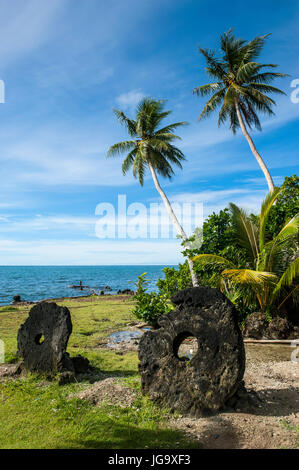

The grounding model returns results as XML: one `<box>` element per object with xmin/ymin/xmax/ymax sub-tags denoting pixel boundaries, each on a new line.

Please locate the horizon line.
<box><xmin>0</xmin><ymin>264</ymin><xmax>178</xmax><ymax>267</ymax></box>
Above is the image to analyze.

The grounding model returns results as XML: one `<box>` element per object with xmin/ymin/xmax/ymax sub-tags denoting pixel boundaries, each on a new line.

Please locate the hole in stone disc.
<box><xmin>173</xmin><ymin>332</ymin><xmax>198</xmax><ymax>361</ymax></box>
<box><xmin>35</xmin><ymin>334</ymin><xmax>45</xmax><ymax>345</ymax></box>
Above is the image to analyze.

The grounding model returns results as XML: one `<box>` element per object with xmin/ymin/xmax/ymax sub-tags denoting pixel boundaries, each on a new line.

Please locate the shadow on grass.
<box><xmin>104</xmin><ymin>369</ymin><xmax>138</xmax><ymax>377</ymax></box>
<box><xmin>55</xmin><ymin>421</ymin><xmax>203</xmax><ymax>449</ymax></box>
<box><xmin>75</xmin><ymin>367</ymin><xmax>138</xmax><ymax>384</ymax></box>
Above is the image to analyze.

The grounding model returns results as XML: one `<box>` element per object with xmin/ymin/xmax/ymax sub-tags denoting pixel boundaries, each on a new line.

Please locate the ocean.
<box><xmin>0</xmin><ymin>265</ymin><xmax>176</xmax><ymax>306</ymax></box>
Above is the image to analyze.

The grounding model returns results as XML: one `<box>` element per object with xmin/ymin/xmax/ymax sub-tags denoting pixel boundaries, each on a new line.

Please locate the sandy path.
<box><xmin>170</xmin><ymin>345</ymin><xmax>299</xmax><ymax>449</ymax></box>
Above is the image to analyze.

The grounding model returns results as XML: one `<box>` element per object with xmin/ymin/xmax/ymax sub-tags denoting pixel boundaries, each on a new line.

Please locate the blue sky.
<box><xmin>0</xmin><ymin>0</ymin><xmax>298</xmax><ymax>265</ymax></box>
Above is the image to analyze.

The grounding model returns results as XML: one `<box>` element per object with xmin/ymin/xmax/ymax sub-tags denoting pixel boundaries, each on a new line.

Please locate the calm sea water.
<box><xmin>0</xmin><ymin>265</ymin><xmax>175</xmax><ymax>306</ymax></box>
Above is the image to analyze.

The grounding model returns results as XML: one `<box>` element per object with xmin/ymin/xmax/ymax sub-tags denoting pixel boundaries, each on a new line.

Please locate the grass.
<box><xmin>280</xmin><ymin>420</ymin><xmax>299</xmax><ymax>447</ymax></box>
<box><xmin>0</xmin><ymin>296</ymin><xmax>201</xmax><ymax>449</ymax></box>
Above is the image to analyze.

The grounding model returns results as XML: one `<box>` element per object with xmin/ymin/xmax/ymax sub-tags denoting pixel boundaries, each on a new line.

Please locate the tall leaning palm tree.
<box><xmin>193</xmin><ymin>30</ymin><xmax>288</xmax><ymax>193</ymax></box>
<box><xmin>107</xmin><ymin>98</ymin><xmax>199</xmax><ymax>287</ymax></box>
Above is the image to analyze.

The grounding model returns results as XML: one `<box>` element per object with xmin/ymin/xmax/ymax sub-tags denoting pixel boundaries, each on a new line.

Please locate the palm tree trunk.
<box><xmin>235</xmin><ymin>99</ymin><xmax>274</xmax><ymax>193</ymax></box>
<box><xmin>148</xmin><ymin>162</ymin><xmax>199</xmax><ymax>287</ymax></box>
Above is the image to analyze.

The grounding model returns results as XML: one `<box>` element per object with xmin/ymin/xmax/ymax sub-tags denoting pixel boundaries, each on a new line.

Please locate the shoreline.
<box><xmin>1</xmin><ymin>292</ymin><xmax>133</xmax><ymax>308</ymax></box>
<box><xmin>2</xmin><ymin>294</ymin><xmax>298</xmax><ymax>343</ymax></box>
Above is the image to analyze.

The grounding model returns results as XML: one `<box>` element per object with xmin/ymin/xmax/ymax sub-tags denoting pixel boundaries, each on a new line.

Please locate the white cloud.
<box><xmin>0</xmin><ymin>124</ymin><xmax>136</xmax><ymax>187</ymax></box>
<box><xmin>170</xmin><ymin>187</ymin><xmax>267</xmax><ymax>218</ymax></box>
<box><xmin>242</xmin><ymin>176</ymin><xmax>285</xmax><ymax>186</ymax></box>
<box><xmin>0</xmin><ymin>203</ymin><xmax>16</xmax><ymax>209</ymax></box>
<box><xmin>0</xmin><ymin>215</ymin><xmax>98</xmax><ymax>234</ymax></box>
<box><xmin>0</xmin><ymin>238</ymin><xmax>184</xmax><ymax>265</ymax></box>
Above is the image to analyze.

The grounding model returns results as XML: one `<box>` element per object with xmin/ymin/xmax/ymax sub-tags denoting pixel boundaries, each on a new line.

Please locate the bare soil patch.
<box><xmin>0</xmin><ymin>363</ymin><xmax>22</xmax><ymax>381</ymax></box>
<box><xmin>169</xmin><ymin>344</ymin><xmax>299</xmax><ymax>449</ymax></box>
<box><xmin>73</xmin><ymin>377</ymin><xmax>137</xmax><ymax>408</ymax></box>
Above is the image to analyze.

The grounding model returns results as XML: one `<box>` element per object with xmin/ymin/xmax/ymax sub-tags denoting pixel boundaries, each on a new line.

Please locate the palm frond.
<box><xmin>270</xmin><ymin>257</ymin><xmax>299</xmax><ymax>308</ymax></box>
<box><xmin>245</xmin><ymin>86</ymin><xmax>276</xmax><ymax>107</ymax></box>
<box><xmin>132</xmin><ymin>152</ymin><xmax>146</xmax><ymax>186</ymax></box>
<box><xmin>122</xmin><ymin>149</ymin><xmax>137</xmax><ymax>175</ymax></box>
<box><xmin>220</xmin><ymin>29</ymin><xmax>247</xmax><ymax>70</ymax></box>
<box><xmin>236</xmin><ymin>61</ymin><xmax>260</xmax><ymax>83</ymax></box>
<box><xmin>247</xmin><ymin>83</ymin><xmax>286</xmax><ymax>96</ymax></box>
<box><xmin>198</xmin><ymin>88</ymin><xmax>226</xmax><ymax>121</ymax></box>
<box><xmin>239</xmin><ymin>34</ymin><xmax>271</xmax><ymax>63</ymax></box>
<box><xmin>155</xmin><ymin>121</ymin><xmax>188</xmax><ymax>137</ymax></box>
<box><xmin>262</xmin><ymin>234</ymin><xmax>297</xmax><ymax>275</ymax></box>
<box><xmin>193</xmin><ymin>254</ymin><xmax>235</xmax><ymax>270</ymax></box>
<box><xmin>197</xmin><ymin>46</ymin><xmax>226</xmax><ymax>80</ymax></box>
<box><xmin>273</xmin><ymin>257</ymin><xmax>299</xmax><ymax>292</ymax></box>
<box><xmin>229</xmin><ymin>105</ymin><xmax>239</xmax><ymax>133</ymax></box>
<box><xmin>217</xmin><ymin>101</ymin><xmax>230</xmax><ymax>127</ymax></box>
<box><xmin>239</xmin><ymin>98</ymin><xmax>262</xmax><ymax>130</ymax></box>
<box><xmin>192</xmin><ymin>83</ymin><xmax>223</xmax><ymax>97</ymax></box>
<box><xmin>112</xmin><ymin>109</ymin><xmax>137</xmax><ymax>137</ymax></box>
<box><xmin>222</xmin><ymin>268</ymin><xmax>277</xmax><ymax>285</ymax></box>
<box><xmin>107</xmin><ymin>141</ymin><xmax>136</xmax><ymax>158</ymax></box>
<box><xmin>259</xmin><ymin>187</ymin><xmax>282</xmax><ymax>251</ymax></box>
<box><xmin>249</xmin><ymin>71</ymin><xmax>289</xmax><ymax>84</ymax></box>
<box><xmin>272</xmin><ymin>214</ymin><xmax>299</xmax><ymax>244</ymax></box>
<box><xmin>229</xmin><ymin>203</ymin><xmax>259</xmax><ymax>264</ymax></box>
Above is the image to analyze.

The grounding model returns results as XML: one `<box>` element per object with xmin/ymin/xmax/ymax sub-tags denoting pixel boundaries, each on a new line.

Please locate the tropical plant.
<box><xmin>193</xmin><ymin>30</ymin><xmax>288</xmax><ymax>193</ymax></box>
<box><xmin>193</xmin><ymin>188</ymin><xmax>299</xmax><ymax>314</ymax></box>
<box><xmin>132</xmin><ymin>272</ymin><xmax>150</xmax><ymax>295</ymax></box>
<box><xmin>267</xmin><ymin>174</ymin><xmax>299</xmax><ymax>237</ymax></box>
<box><xmin>156</xmin><ymin>263</ymin><xmax>192</xmax><ymax>299</ymax></box>
<box><xmin>183</xmin><ymin>208</ymin><xmax>248</xmax><ymax>264</ymax></box>
<box><xmin>107</xmin><ymin>97</ymin><xmax>199</xmax><ymax>286</ymax></box>
<box><xmin>132</xmin><ymin>273</ymin><xmax>171</xmax><ymax>327</ymax></box>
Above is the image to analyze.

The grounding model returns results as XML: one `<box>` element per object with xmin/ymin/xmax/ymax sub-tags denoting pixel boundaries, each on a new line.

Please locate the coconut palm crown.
<box><xmin>193</xmin><ymin>30</ymin><xmax>287</xmax><ymax>132</ymax></box>
<box><xmin>107</xmin><ymin>98</ymin><xmax>187</xmax><ymax>185</ymax></box>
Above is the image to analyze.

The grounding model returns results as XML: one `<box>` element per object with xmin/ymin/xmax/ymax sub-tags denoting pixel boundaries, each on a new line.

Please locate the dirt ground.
<box><xmin>77</xmin><ymin>338</ymin><xmax>299</xmax><ymax>449</ymax></box>
<box><xmin>169</xmin><ymin>343</ymin><xmax>299</xmax><ymax>449</ymax></box>
<box><xmin>72</xmin><ymin>377</ymin><xmax>137</xmax><ymax>408</ymax></box>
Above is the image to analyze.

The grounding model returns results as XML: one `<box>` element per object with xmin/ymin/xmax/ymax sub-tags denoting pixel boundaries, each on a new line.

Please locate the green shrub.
<box><xmin>132</xmin><ymin>273</ymin><xmax>171</xmax><ymax>327</ymax></box>
<box><xmin>156</xmin><ymin>263</ymin><xmax>192</xmax><ymax>298</ymax></box>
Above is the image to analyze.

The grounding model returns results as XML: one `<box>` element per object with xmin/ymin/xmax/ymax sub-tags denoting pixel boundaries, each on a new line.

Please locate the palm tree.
<box><xmin>193</xmin><ymin>189</ymin><xmax>299</xmax><ymax>313</ymax></box>
<box><xmin>107</xmin><ymin>98</ymin><xmax>199</xmax><ymax>287</ymax></box>
<box><xmin>193</xmin><ymin>30</ymin><xmax>288</xmax><ymax>193</ymax></box>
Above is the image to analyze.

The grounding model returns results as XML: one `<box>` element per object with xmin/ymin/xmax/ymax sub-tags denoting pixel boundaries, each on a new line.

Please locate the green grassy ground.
<box><xmin>0</xmin><ymin>296</ymin><xmax>201</xmax><ymax>449</ymax></box>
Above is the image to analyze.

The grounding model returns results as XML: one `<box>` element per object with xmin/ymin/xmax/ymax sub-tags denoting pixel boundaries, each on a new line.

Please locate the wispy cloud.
<box><xmin>170</xmin><ymin>187</ymin><xmax>267</xmax><ymax>218</ymax></box>
<box><xmin>0</xmin><ymin>238</ymin><xmax>184</xmax><ymax>265</ymax></box>
<box><xmin>0</xmin><ymin>215</ymin><xmax>98</xmax><ymax>234</ymax></box>
<box><xmin>242</xmin><ymin>176</ymin><xmax>285</xmax><ymax>186</ymax></box>
<box><xmin>116</xmin><ymin>90</ymin><xmax>145</xmax><ymax>111</ymax></box>
<box><xmin>0</xmin><ymin>0</ymin><xmax>69</xmax><ymax>67</ymax></box>
<box><xmin>0</xmin><ymin>0</ymin><xmax>297</xmax><ymax>265</ymax></box>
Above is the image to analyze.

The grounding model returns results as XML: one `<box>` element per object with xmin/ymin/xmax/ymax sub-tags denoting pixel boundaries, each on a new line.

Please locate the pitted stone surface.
<box><xmin>138</xmin><ymin>287</ymin><xmax>246</xmax><ymax>415</ymax></box>
<box><xmin>17</xmin><ymin>302</ymin><xmax>73</xmax><ymax>373</ymax></box>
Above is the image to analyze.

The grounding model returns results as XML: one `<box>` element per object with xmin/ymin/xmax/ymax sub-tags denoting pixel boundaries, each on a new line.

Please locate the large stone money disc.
<box><xmin>138</xmin><ymin>287</ymin><xmax>245</xmax><ymax>415</ymax></box>
<box><xmin>17</xmin><ymin>302</ymin><xmax>72</xmax><ymax>373</ymax></box>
